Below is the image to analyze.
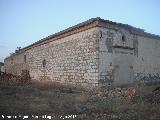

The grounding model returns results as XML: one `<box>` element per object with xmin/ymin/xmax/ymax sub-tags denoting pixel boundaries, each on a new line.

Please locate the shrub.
<box><xmin>20</xmin><ymin>70</ymin><xmax>31</xmax><ymax>84</ymax></box>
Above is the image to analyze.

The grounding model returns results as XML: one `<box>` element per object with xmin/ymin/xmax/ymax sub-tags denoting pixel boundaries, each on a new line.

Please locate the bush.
<box><xmin>20</xmin><ymin>70</ymin><xmax>31</xmax><ymax>84</ymax></box>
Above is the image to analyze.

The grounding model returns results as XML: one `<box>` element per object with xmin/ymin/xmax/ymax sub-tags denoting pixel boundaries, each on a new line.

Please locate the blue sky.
<box><xmin>0</xmin><ymin>0</ymin><xmax>160</xmax><ymax>62</ymax></box>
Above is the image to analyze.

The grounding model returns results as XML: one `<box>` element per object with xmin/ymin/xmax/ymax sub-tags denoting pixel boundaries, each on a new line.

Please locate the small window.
<box><xmin>122</xmin><ymin>35</ymin><xmax>126</xmax><ymax>42</ymax></box>
<box><xmin>130</xmin><ymin>65</ymin><xmax>133</xmax><ymax>69</ymax></box>
<box><xmin>42</xmin><ymin>59</ymin><xmax>46</xmax><ymax>68</ymax></box>
<box><xmin>24</xmin><ymin>55</ymin><xmax>26</xmax><ymax>63</ymax></box>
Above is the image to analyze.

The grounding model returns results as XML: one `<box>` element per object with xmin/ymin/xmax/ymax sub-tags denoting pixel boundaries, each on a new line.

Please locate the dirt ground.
<box><xmin>0</xmin><ymin>80</ymin><xmax>160</xmax><ymax>120</ymax></box>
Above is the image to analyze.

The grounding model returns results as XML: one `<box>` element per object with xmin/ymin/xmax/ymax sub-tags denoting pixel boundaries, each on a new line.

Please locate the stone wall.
<box><xmin>4</xmin><ymin>23</ymin><xmax>160</xmax><ymax>87</ymax></box>
<box><xmin>5</xmin><ymin>28</ymin><xmax>100</xmax><ymax>87</ymax></box>
<box><xmin>134</xmin><ymin>35</ymin><xmax>160</xmax><ymax>83</ymax></box>
<box><xmin>98</xmin><ymin>27</ymin><xmax>135</xmax><ymax>86</ymax></box>
<box><xmin>98</xmin><ymin>26</ymin><xmax>160</xmax><ymax>86</ymax></box>
<box><xmin>4</xmin><ymin>52</ymin><xmax>29</xmax><ymax>75</ymax></box>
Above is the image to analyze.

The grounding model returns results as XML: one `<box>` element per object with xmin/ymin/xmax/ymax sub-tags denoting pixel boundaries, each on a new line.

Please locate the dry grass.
<box><xmin>0</xmin><ymin>78</ymin><xmax>160</xmax><ymax>119</ymax></box>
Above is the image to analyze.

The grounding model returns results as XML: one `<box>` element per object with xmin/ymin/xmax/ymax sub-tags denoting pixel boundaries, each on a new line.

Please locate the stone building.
<box><xmin>4</xmin><ymin>17</ymin><xmax>160</xmax><ymax>87</ymax></box>
<box><xmin>0</xmin><ymin>62</ymin><xmax>4</xmax><ymax>72</ymax></box>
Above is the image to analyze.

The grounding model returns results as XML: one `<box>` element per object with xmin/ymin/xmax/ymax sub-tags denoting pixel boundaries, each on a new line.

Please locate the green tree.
<box><xmin>15</xmin><ymin>47</ymin><xmax>21</xmax><ymax>53</ymax></box>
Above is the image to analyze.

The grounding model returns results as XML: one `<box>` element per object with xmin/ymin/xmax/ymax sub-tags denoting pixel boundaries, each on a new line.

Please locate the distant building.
<box><xmin>0</xmin><ymin>62</ymin><xmax>4</xmax><ymax>72</ymax></box>
<box><xmin>4</xmin><ymin>17</ymin><xmax>160</xmax><ymax>87</ymax></box>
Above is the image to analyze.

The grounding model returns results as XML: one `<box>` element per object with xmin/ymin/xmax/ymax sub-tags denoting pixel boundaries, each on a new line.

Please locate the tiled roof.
<box><xmin>25</xmin><ymin>17</ymin><xmax>160</xmax><ymax>50</ymax></box>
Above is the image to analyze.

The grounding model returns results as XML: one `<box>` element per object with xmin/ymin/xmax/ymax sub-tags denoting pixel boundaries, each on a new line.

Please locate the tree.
<box><xmin>15</xmin><ymin>47</ymin><xmax>21</xmax><ymax>53</ymax></box>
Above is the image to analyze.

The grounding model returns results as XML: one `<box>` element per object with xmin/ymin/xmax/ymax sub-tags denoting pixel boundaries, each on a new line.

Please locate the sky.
<box><xmin>0</xmin><ymin>0</ymin><xmax>160</xmax><ymax>62</ymax></box>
